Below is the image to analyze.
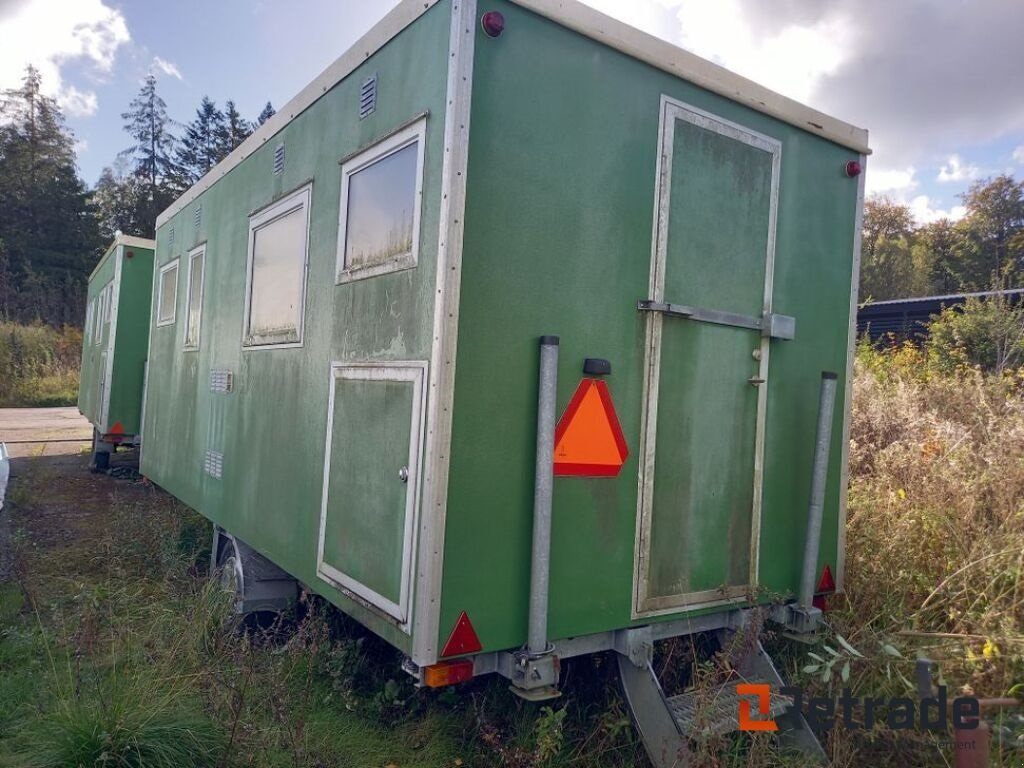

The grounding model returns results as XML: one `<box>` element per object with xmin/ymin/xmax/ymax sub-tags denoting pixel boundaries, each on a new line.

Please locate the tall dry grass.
<box><xmin>0</xmin><ymin>321</ymin><xmax>81</xmax><ymax>407</ymax></box>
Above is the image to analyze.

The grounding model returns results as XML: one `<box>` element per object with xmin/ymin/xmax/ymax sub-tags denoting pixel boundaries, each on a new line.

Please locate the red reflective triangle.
<box><xmin>109</xmin><ymin>422</ymin><xmax>124</xmax><ymax>435</ymax></box>
<box><xmin>553</xmin><ymin>379</ymin><xmax>628</xmax><ymax>477</ymax></box>
<box><xmin>440</xmin><ymin>610</ymin><xmax>482</xmax><ymax>657</ymax></box>
<box><xmin>816</xmin><ymin>564</ymin><xmax>835</xmax><ymax>593</ymax></box>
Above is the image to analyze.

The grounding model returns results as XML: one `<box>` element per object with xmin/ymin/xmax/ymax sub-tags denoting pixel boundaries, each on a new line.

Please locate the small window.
<box><xmin>157</xmin><ymin>259</ymin><xmax>179</xmax><ymax>327</ymax></box>
<box><xmin>104</xmin><ymin>284</ymin><xmax>113</xmax><ymax>323</ymax></box>
<box><xmin>84</xmin><ymin>300</ymin><xmax>93</xmax><ymax>345</ymax></box>
<box><xmin>244</xmin><ymin>185</ymin><xmax>311</xmax><ymax>347</ymax></box>
<box><xmin>184</xmin><ymin>246</ymin><xmax>206</xmax><ymax>350</ymax></box>
<box><xmin>336</xmin><ymin>118</ymin><xmax>425</xmax><ymax>283</ymax></box>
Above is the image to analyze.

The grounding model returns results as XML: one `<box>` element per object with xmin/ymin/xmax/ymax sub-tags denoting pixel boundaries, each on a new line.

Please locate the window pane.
<box><xmin>247</xmin><ymin>206</ymin><xmax>305</xmax><ymax>344</ymax></box>
<box><xmin>159</xmin><ymin>266</ymin><xmax>177</xmax><ymax>323</ymax></box>
<box><xmin>344</xmin><ymin>142</ymin><xmax>417</xmax><ymax>270</ymax></box>
<box><xmin>185</xmin><ymin>253</ymin><xmax>204</xmax><ymax>347</ymax></box>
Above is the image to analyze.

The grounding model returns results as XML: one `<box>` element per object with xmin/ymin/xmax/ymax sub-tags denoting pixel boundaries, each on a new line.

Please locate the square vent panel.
<box><xmin>204</xmin><ymin>450</ymin><xmax>224</xmax><ymax>479</ymax></box>
<box><xmin>209</xmin><ymin>369</ymin><xmax>233</xmax><ymax>393</ymax></box>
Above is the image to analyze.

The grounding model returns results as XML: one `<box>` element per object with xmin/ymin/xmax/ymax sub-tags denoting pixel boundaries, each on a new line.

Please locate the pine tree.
<box><xmin>176</xmin><ymin>96</ymin><xmax>227</xmax><ymax>185</ymax></box>
<box><xmin>119</xmin><ymin>74</ymin><xmax>180</xmax><ymax>234</ymax></box>
<box><xmin>220</xmin><ymin>100</ymin><xmax>252</xmax><ymax>160</ymax></box>
<box><xmin>0</xmin><ymin>66</ymin><xmax>101</xmax><ymax>325</ymax></box>
<box><xmin>256</xmin><ymin>101</ymin><xmax>276</xmax><ymax>126</ymax></box>
<box><xmin>93</xmin><ymin>161</ymin><xmax>146</xmax><ymax>242</ymax></box>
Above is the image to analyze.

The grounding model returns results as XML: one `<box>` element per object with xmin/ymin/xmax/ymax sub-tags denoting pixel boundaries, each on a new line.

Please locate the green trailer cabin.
<box><xmin>140</xmin><ymin>0</ymin><xmax>867</xmax><ymax>757</ymax></box>
<box><xmin>79</xmin><ymin>235</ymin><xmax>155</xmax><ymax>467</ymax></box>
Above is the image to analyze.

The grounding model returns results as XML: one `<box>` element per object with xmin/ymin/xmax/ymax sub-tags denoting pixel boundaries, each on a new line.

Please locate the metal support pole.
<box><xmin>799</xmin><ymin>371</ymin><xmax>838</xmax><ymax>609</ymax></box>
<box><xmin>528</xmin><ymin>335</ymin><xmax>559</xmax><ymax>657</ymax></box>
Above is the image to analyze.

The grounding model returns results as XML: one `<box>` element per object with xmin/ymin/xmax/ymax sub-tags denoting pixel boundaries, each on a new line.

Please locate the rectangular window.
<box><xmin>336</xmin><ymin>118</ymin><xmax>425</xmax><ymax>283</ymax></box>
<box><xmin>183</xmin><ymin>246</ymin><xmax>205</xmax><ymax>349</ymax></box>
<box><xmin>104</xmin><ymin>284</ymin><xmax>113</xmax><ymax>322</ymax></box>
<box><xmin>157</xmin><ymin>259</ymin><xmax>179</xmax><ymax>327</ymax></box>
<box><xmin>244</xmin><ymin>184</ymin><xmax>311</xmax><ymax>347</ymax></box>
<box><xmin>84</xmin><ymin>300</ymin><xmax>93</xmax><ymax>345</ymax></box>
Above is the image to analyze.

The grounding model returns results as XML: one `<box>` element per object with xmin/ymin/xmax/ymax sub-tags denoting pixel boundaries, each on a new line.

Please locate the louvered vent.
<box><xmin>204</xmin><ymin>450</ymin><xmax>224</xmax><ymax>479</ymax></box>
<box><xmin>209</xmin><ymin>369</ymin><xmax>234</xmax><ymax>393</ymax></box>
<box><xmin>273</xmin><ymin>143</ymin><xmax>285</xmax><ymax>175</ymax></box>
<box><xmin>168</xmin><ymin>227</ymin><xmax>175</xmax><ymax>244</ymax></box>
<box><xmin>359</xmin><ymin>75</ymin><xmax>377</xmax><ymax>119</ymax></box>
<box><xmin>194</xmin><ymin>205</ymin><xmax>202</xmax><ymax>227</ymax></box>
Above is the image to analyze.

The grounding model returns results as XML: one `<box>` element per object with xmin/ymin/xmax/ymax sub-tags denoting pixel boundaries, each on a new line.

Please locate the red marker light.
<box><xmin>845</xmin><ymin>160</ymin><xmax>862</xmax><ymax>177</ymax></box>
<box><xmin>481</xmin><ymin>11</ymin><xmax>505</xmax><ymax>37</ymax></box>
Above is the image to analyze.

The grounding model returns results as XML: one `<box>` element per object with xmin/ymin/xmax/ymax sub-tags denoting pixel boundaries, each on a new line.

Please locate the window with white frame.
<box><xmin>244</xmin><ymin>184</ymin><xmax>311</xmax><ymax>347</ymax></box>
<box><xmin>84</xmin><ymin>300</ymin><xmax>94</xmax><ymax>345</ymax></box>
<box><xmin>336</xmin><ymin>118</ymin><xmax>425</xmax><ymax>283</ymax></box>
<box><xmin>183</xmin><ymin>245</ymin><xmax>206</xmax><ymax>349</ymax></box>
<box><xmin>157</xmin><ymin>260</ymin><xmax>179</xmax><ymax>327</ymax></box>
<box><xmin>104</xmin><ymin>283</ymin><xmax>114</xmax><ymax>322</ymax></box>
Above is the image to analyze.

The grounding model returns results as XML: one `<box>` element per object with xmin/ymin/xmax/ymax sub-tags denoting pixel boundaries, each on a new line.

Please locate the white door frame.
<box><xmin>632</xmin><ymin>95</ymin><xmax>782</xmax><ymax>619</ymax></box>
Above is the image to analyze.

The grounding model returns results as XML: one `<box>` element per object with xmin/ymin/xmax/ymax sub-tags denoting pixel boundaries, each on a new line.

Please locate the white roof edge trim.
<box><xmin>89</xmin><ymin>235</ymin><xmax>158</xmax><ymax>281</ymax></box>
<box><xmin>155</xmin><ymin>0</ymin><xmax>441</xmax><ymax>229</ymax></box>
<box><xmin>157</xmin><ymin>0</ymin><xmax>870</xmax><ymax>230</ymax></box>
<box><xmin>115</xmin><ymin>235</ymin><xmax>157</xmax><ymax>251</ymax></box>
<box><xmin>511</xmin><ymin>0</ymin><xmax>869</xmax><ymax>155</ymax></box>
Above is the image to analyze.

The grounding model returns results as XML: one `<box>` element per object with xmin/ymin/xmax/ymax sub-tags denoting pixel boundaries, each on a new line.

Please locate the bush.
<box><xmin>927</xmin><ymin>294</ymin><xmax>1024</xmax><ymax>373</ymax></box>
<box><xmin>0</xmin><ymin>321</ymin><xmax>80</xmax><ymax>406</ymax></box>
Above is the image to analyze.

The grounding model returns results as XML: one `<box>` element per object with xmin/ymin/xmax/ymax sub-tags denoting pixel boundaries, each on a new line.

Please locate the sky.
<box><xmin>2</xmin><ymin>0</ymin><xmax>1023</xmax><ymax>225</ymax></box>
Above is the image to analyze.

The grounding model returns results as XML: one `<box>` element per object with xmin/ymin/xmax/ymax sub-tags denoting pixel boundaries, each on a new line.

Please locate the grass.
<box><xmin>0</xmin><ymin>322</ymin><xmax>81</xmax><ymax>407</ymax></box>
<box><xmin>3</xmin><ymin>337</ymin><xmax>1024</xmax><ymax>766</ymax></box>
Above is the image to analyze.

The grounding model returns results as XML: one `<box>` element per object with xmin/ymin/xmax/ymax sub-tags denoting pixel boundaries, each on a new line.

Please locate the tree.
<box><xmin>860</xmin><ymin>197</ymin><xmax>917</xmax><ymax>301</ymax></box>
<box><xmin>928</xmin><ymin>294</ymin><xmax>1024</xmax><ymax>373</ymax></box>
<box><xmin>256</xmin><ymin>101</ymin><xmax>276</xmax><ymax>126</ymax></box>
<box><xmin>0</xmin><ymin>66</ymin><xmax>101</xmax><ymax>325</ymax></box>
<box><xmin>93</xmin><ymin>160</ymin><xmax>147</xmax><ymax>242</ymax></box>
<box><xmin>914</xmin><ymin>219</ymin><xmax>964</xmax><ymax>295</ymax></box>
<box><xmin>175</xmin><ymin>96</ymin><xmax>227</xmax><ymax>185</ymax></box>
<box><xmin>957</xmin><ymin>175</ymin><xmax>1024</xmax><ymax>284</ymax></box>
<box><xmin>220</xmin><ymin>100</ymin><xmax>252</xmax><ymax>159</ymax></box>
<box><xmin>119</xmin><ymin>74</ymin><xmax>180</xmax><ymax>235</ymax></box>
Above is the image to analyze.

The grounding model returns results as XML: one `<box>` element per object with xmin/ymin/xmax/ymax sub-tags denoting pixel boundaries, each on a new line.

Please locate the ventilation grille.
<box><xmin>168</xmin><ymin>227</ymin><xmax>175</xmax><ymax>244</ymax></box>
<box><xmin>273</xmin><ymin>143</ymin><xmax>285</xmax><ymax>175</ymax></box>
<box><xmin>209</xmin><ymin>369</ymin><xmax>233</xmax><ymax>393</ymax></box>
<box><xmin>204</xmin><ymin>450</ymin><xmax>224</xmax><ymax>479</ymax></box>
<box><xmin>359</xmin><ymin>75</ymin><xmax>377</xmax><ymax>119</ymax></box>
<box><xmin>194</xmin><ymin>205</ymin><xmax>202</xmax><ymax>227</ymax></box>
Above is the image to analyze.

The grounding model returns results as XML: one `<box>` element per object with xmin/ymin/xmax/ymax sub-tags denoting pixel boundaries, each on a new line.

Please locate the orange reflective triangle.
<box><xmin>440</xmin><ymin>610</ymin><xmax>482</xmax><ymax>657</ymax></box>
<box><xmin>109</xmin><ymin>422</ymin><xmax>124</xmax><ymax>434</ymax></box>
<box><xmin>553</xmin><ymin>379</ymin><xmax>628</xmax><ymax>477</ymax></box>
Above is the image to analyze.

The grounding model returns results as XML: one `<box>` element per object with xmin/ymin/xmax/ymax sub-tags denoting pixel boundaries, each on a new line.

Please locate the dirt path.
<box><xmin>0</xmin><ymin>406</ymin><xmax>92</xmax><ymax>459</ymax></box>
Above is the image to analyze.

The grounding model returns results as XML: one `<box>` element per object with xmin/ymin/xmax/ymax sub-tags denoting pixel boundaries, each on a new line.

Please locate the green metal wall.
<box><xmin>79</xmin><ymin>246</ymin><xmax>116</xmax><ymax>426</ymax></box>
<box><xmin>141</xmin><ymin>1</ymin><xmax>453</xmax><ymax>653</ymax></box>
<box><xmin>111</xmin><ymin>245</ymin><xmax>154</xmax><ymax>436</ymax></box>
<box><xmin>438</xmin><ymin>1</ymin><xmax>861</xmax><ymax>654</ymax></box>
<box><xmin>79</xmin><ymin>243</ymin><xmax>154</xmax><ymax>437</ymax></box>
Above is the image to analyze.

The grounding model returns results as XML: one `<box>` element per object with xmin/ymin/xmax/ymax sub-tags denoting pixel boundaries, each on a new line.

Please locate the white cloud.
<box><xmin>58</xmin><ymin>85</ymin><xmax>99</xmax><ymax>117</ymax></box>
<box><xmin>152</xmin><ymin>56</ymin><xmax>182</xmax><ymax>81</ymax></box>
<box><xmin>0</xmin><ymin>0</ymin><xmax>129</xmax><ymax>117</ymax></box>
<box><xmin>937</xmin><ymin>155</ymin><xmax>980</xmax><ymax>183</ymax></box>
<box><xmin>580</xmin><ymin>0</ymin><xmax>852</xmax><ymax>104</ymax></box>
<box><xmin>909</xmin><ymin>195</ymin><xmax>967</xmax><ymax>225</ymax></box>
<box><xmin>1014</xmin><ymin>146</ymin><xmax>1024</xmax><ymax>165</ymax></box>
<box><xmin>866</xmin><ymin>166</ymin><xmax>918</xmax><ymax>197</ymax></box>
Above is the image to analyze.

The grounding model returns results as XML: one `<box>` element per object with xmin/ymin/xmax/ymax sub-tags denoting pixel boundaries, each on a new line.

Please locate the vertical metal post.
<box><xmin>799</xmin><ymin>371</ymin><xmax>838</xmax><ymax>609</ymax></box>
<box><xmin>528</xmin><ymin>335</ymin><xmax>559</xmax><ymax>657</ymax></box>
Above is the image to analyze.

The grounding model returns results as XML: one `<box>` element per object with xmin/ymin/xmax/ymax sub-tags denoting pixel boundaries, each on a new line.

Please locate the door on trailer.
<box><xmin>98</xmin><ymin>350</ymin><xmax>109</xmax><ymax>429</ymax></box>
<box><xmin>316</xmin><ymin>362</ymin><xmax>426</xmax><ymax>625</ymax></box>
<box><xmin>634</xmin><ymin>98</ymin><xmax>781</xmax><ymax>617</ymax></box>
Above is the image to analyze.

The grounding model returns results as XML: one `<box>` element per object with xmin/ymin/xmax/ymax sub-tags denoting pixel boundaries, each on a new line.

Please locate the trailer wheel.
<box><xmin>213</xmin><ymin>530</ymin><xmax>246</xmax><ymax>613</ymax></box>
